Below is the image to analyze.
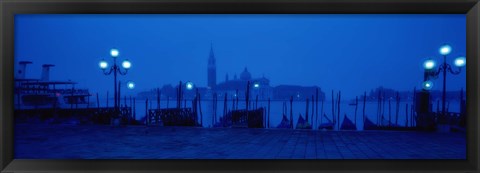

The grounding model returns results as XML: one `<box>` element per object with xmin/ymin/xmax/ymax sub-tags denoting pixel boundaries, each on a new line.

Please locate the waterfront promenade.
<box><xmin>14</xmin><ymin>124</ymin><xmax>466</xmax><ymax>159</ymax></box>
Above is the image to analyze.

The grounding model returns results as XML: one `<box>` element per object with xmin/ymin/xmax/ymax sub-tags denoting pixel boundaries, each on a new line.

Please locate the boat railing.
<box><xmin>16</xmin><ymin>87</ymin><xmax>90</xmax><ymax>95</ymax></box>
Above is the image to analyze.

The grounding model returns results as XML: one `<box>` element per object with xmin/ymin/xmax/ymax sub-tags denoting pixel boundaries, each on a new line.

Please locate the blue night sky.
<box><xmin>14</xmin><ymin>14</ymin><xmax>466</xmax><ymax>99</ymax></box>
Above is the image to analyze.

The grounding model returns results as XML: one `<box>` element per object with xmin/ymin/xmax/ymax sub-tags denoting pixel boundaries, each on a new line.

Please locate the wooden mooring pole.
<box><xmin>157</xmin><ymin>88</ymin><xmax>161</xmax><ymax>109</ymax></box>
<box><xmin>133</xmin><ymin>97</ymin><xmax>136</xmax><ymax>121</ymax></box>
<box><xmin>389</xmin><ymin>98</ymin><xmax>391</xmax><ymax>127</ymax></box>
<box><xmin>311</xmin><ymin>95</ymin><xmax>314</xmax><ymax>127</ymax></box>
<box><xmin>255</xmin><ymin>95</ymin><xmax>259</xmax><ymax>110</ymax></box>
<box><xmin>363</xmin><ymin>91</ymin><xmax>366</xmax><ymax>125</ymax></box>
<box><xmin>235</xmin><ymin>89</ymin><xmax>239</xmax><ymax>111</ymax></box>
<box><xmin>231</xmin><ymin>95</ymin><xmax>235</xmax><ymax>112</ymax></box>
<box><xmin>145</xmin><ymin>99</ymin><xmax>149</xmax><ymax>125</ymax></box>
<box><xmin>223</xmin><ymin>93</ymin><xmax>227</xmax><ymax>126</ymax></box>
<box><xmin>382</xmin><ymin>91</ymin><xmax>385</xmax><ymax>126</ymax></box>
<box><xmin>405</xmin><ymin>104</ymin><xmax>409</xmax><ymax>127</ymax></box>
<box><xmin>337</xmin><ymin>91</ymin><xmax>341</xmax><ymax>130</ymax></box>
<box><xmin>268</xmin><ymin>98</ymin><xmax>271</xmax><ymax>128</ymax></box>
<box><xmin>129</xmin><ymin>96</ymin><xmax>132</xmax><ymax>124</ymax></box>
<box><xmin>316</xmin><ymin>89</ymin><xmax>319</xmax><ymax>129</ymax></box>
<box><xmin>355</xmin><ymin>96</ymin><xmax>358</xmax><ymax>126</ymax></box>
<box><xmin>106</xmin><ymin>91</ymin><xmax>109</xmax><ymax>107</ymax></box>
<box><xmin>290</xmin><ymin>96</ymin><xmax>293</xmax><ymax>129</ymax></box>
<box><xmin>331</xmin><ymin>90</ymin><xmax>334</xmax><ymax>125</ymax></box>
<box><xmin>395</xmin><ymin>92</ymin><xmax>400</xmax><ymax>126</ymax></box>
<box><xmin>96</xmin><ymin>93</ymin><xmax>100</xmax><ymax>109</ymax></box>
<box><xmin>118</xmin><ymin>81</ymin><xmax>121</xmax><ymax>110</ymax></box>
<box><xmin>124</xmin><ymin>96</ymin><xmax>127</xmax><ymax>108</ymax></box>
<box><xmin>377</xmin><ymin>90</ymin><xmax>381</xmax><ymax>125</ymax></box>
<box><xmin>321</xmin><ymin>94</ymin><xmax>324</xmax><ymax>126</ymax></box>
<box><xmin>246</xmin><ymin>81</ymin><xmax>250</xmax><ymax>125</ymax></box>
<box><xmin>305</xmin><ymin>98</ymin><xmax>309</xmax><ymax>123</ymax></box>
<box><xmin>177</xmin><ymin>81</ymin><xmax>182</xmax><ymax>109</ymax></box>
<box><xmin>412</xmin><ymin>87</ymin><xmax>416</xmax><ymax>127</ymax></box>
<box><xmin>197</xmin><ymin>88</ymin><xmax>203</xmax><ymax>126</ymax></box>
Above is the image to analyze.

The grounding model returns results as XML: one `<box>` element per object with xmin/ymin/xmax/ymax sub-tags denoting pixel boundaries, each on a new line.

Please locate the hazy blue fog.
<box><xmin>14</xmin><ymin>14</ymin><xmax>466</xmax><ymax>99</ymax></box>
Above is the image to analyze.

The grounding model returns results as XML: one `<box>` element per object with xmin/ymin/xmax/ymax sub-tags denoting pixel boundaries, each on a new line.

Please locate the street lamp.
<box><xmin>127</xmin><ymin>81</ymin><xmax>135</xmax><ymax>90</ymax></box>
<box><xmin>422</xmin><ymin>80</ymin><xmax>434</xmax><ymax>91</ymax></box>
<box><xmin>99</xmin><ymin>48</ymin><xmax>132</xmax><ymax>118</ymax></box>
<box><xmin>423</xmin><ymin>44</ymin><xmax>465</xmax><ymax>120</ymax></box>
<box><xmin>186</xmin><ymin>81</ymin><xmax>194</xmax><ymax>90</ymax></box>
<box><xmin>423</xmin><ymin>59</ymin><xmax>436</xmax><ymax>70</ymax></box>
<box><xmin>253</xmin><ymin>83</ymin><xmax>260</xmax><ymax>88</ymax></box>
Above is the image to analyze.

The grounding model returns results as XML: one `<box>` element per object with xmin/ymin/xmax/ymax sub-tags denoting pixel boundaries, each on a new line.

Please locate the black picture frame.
<box><xmin>1</xmin><ymin>0</ymin><xmax>479</xmax><ymax>172</ymax></box>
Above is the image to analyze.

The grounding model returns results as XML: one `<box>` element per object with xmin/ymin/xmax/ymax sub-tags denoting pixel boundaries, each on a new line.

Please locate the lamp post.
<box><xmin>423</xmin><ymin>44</ymin><xmax>465</xmax><ymax>121</ymax></box>
<box><xmin>99</xmin><ymin>48</ymin><xmax>132</xmax><ymax>118</ymax></box>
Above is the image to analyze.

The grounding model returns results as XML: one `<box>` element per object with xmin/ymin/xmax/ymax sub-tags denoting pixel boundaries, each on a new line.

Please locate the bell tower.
<box><xmin>208</xmin><ymin>43</ymin><xmax>216</xmax><ymax>89</ymax></box>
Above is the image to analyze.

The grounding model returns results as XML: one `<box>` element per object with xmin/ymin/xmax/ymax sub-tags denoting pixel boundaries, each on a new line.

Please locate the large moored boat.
<box><xmin>14</xmin><ymin>61</ymin><xmax>93</xmax><ymax>110</ymax></box>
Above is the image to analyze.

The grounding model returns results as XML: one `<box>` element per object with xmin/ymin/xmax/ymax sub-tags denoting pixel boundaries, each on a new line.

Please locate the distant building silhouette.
<box><xmin>240</xmin><ymin>67</ymin><xmax>252</xmax><ymax>81</ymax></box>
<box><xmin>138</xmin><ymin>44</ymin><xmax>326</xmax><ymax>101</ymax></box>
<box><xmin>214</xmin><ymin>66</ymin><xmax>273</xmax><ymax>100</ymax></box>
<box><xmin>207</xmin><ymin>43</ymin><xmax>216</xmax><ymax>89</ymax></box>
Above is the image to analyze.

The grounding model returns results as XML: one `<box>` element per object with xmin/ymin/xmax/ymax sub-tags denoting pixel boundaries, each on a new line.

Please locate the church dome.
<box><xmin>240</xmin><ymin>67</ymin><xmax>252</xmax><ymax>81</ymax></box>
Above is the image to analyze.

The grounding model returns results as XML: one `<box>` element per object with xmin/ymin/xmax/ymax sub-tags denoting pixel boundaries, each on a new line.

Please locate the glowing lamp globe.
<box><xmin>122</xmin><ymin>60</ymin><xmax>131</xmax><ymax>69</ymax></box>
<box><xmin>110</xmin><ymin>49</ymin><xmax>119</xmax><ymax>57</ymax></box>
<box><xmin>253</xmin><ymin>83</ymin><xmax>260</xmax><ymax>88</ymax></box>
<box><xmin>439</xmin><ymin>44</ymin><xmax>452</xmax><ymax>56</ymax></box>
<box><xmin>423</xmin><ymin>59</ymin><xmax>435</xmax><ymax>70</ymax></box>
<box><xmin>454</xmin><ymin>57</ymin><xmax>466</xmax><ymax>67</ymax></box>
<box><xmin>422</xmin><ymin>81</ymin><xmax>433</xmax><ymax>90</ymax></box>
<box><xmin>99</xmin><ymin>60</ymin><xmax>108</xmax><ymax>69</ymax></box>
<box><xmin>186</xmin><ymin>82</ymin><xmax>194</xmax><ymax>90</ymax></box>
<box><xmin>127</xmin><ymin>81</ymin><xmax>135</xmax><ymax>89</ymax></box>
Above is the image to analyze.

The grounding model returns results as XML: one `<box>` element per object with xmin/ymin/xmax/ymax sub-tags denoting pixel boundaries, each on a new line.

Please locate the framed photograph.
<box><xmin>1</xmin><ymin>0</ymin><xmax>479</xmax><ymax>172</ymax></box>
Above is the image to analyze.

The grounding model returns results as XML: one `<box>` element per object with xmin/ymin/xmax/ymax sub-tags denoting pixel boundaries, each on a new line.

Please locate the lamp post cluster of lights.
<box><xmin>99</xmin><ymin>48</ymin><xmax>134</xmax><ymax>117</ymax></box>
<box><xmin>422</xmin><ymin>44</ymin><xmax>465</xmax><ymax>119</ymax></box>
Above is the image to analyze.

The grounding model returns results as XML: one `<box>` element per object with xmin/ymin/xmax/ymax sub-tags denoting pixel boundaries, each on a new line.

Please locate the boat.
<box><xmin>363</xmin><ymin>116</ymin><xmax>416</xmax><ymax>131</ymax></box>
<box><xmin>363</xmin><ymin>116</ymin><xmax>377</xmax><ymax>130</ymax></box>
<box><xmin>295</xmin><ymin>114</ymin><xmax>311</xmax><ymax>129</ymax></box>
<box><xmin>276</xmin><ymin>114</ymin><xmax>291</xmax><ymax>128</ymax></box>
<box><xmin>318</xmin><ymin>113</ymin><xmax>334</xmax><ymax>130</ymax></box>
<box><xmin>340</xmin><ymin>114</ymin><xmax>356</xmax><ymax>130</ymax></box>
<box><xmin>14</xmin><ymin>61</ymin><xmax>93</xmax><ymax>110</ymax></box>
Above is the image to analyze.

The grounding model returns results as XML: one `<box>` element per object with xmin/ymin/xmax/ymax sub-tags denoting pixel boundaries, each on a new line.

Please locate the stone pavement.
<box><xmin>14</xmin><ymin>124</ymin><xmax>466</xmax><ymax>159</ymax></box>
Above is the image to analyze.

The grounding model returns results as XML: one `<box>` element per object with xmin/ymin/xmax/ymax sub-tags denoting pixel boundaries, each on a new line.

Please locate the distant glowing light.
<box><xmin>127</xmin><ymin>81</ymin><xmax>135</xmax><ymax>89</ymax></box>
<box><xmin>423</xmin><ymin>81</ymin><xmax>433</xmax><ymax>90</ymax></box>
<box><xmin>110</xmin><ymin>49</ymin><xmax>119</xmax><ymax>57</ymax></box>
<box><xmin>99</xmin><ymin>60</ymin><xmax>108</xmax><ymax>69</ymax></box>
<box><xmin>122</xmin><ymin>60</ymin><xmax>131</xmax><ymax>69</ymax></box>
<box><xmin>423</xmin><ymin>59</ymin><xmax>435</xmax><ymax>70</ymax></box>
<box><xmin>186</xmin><ymin>82</ymin><xmax>194</xmax><ymax>90</ymax></box>
<box><xmin>253</xmin><ymin>83</ymin><xmax>260</xmax><ymax>88</ymax></box>
<box><xmin>439</xmin><ymin>44</ymin><xmax>452</xmax><ymax>56</ymax></box>
<box><xmin>454</xmin><ymin>57</ymin><xmax>466</xmax><ymax>67</ymax></box>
